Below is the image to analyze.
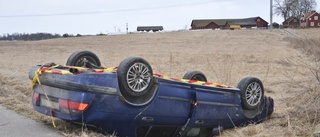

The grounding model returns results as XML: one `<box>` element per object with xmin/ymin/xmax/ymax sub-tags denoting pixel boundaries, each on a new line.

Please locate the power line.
<box><xmin>0</xmin><ymin>1</ymin><xmax>217</xmax><ymax>18</ymax></box>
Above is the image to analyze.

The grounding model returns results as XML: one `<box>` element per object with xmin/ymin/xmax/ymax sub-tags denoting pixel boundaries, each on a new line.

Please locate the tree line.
<box><xmin>0</xmin><ymin>33</ymin><xmax>84</xmax><ymax>41</ymax></box>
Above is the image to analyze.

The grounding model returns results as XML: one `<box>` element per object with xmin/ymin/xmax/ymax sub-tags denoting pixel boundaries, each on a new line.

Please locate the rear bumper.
<box><xmin>32</xmin><ymin>84</ymin><xmax>96</xmax><ymax>121</ymax></box>
<box><xmin>33</xmin><ymin>105</ymin><xmax>79</xmax><ymax>120</ymax></box>
<box><xmin>29</xmin><ymin>65</ymin><xmax>121</xmax><ymax>121</ymax></box>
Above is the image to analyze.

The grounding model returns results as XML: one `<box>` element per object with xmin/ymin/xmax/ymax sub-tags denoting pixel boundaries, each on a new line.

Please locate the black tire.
<box><xmin>183</xmin><ymin>71</ymin><xmax>207</xmax><ymax>82</ymax></box>
<box><xmin>66</xmin><ymin>51</ymin><xmax>101</xmax><ymax>68</ymax></box>
<box><xmin>117</xmin><ymin>57</ymin><xmax>155</xmax><ymax>105</ymax></box>
<box><xmin>237</xmin><ymin>77</ymin><xmax>264</xmax><ymax>110</ymax></box>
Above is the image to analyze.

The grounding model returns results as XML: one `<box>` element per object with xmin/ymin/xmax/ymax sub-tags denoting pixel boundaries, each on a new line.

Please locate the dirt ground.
<box><xmin>0</xmin><ymin>28</ymin><xmax>319</xmax><ymax>136</ymax></box>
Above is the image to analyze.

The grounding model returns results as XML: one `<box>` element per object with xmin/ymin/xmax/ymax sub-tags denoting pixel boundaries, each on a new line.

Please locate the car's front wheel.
<box><xmin>117</xmin><ymin>57</ymin><xmax>156</xmax><ymax>105</ymax></box>
<box><xmin>237</xmin><ymin>77</ymin><xmax>264</xmax><ymax>110</ymax></box>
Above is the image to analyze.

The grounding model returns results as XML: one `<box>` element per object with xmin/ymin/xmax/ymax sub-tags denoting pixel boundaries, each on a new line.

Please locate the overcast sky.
<box><xmin>0</xmin><ymin>0</ymin><xmax>319</xmax><ymax>35</ymax></box>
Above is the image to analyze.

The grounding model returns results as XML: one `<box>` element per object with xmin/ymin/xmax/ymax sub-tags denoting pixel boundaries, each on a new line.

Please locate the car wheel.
<box><xmin>183</xmin><ymin>71</ymin><xmax>207</xmax><ymax>82</ymax></box>
<box><xmin>237</xmin><ymin>77</ymin><xmax>264</xmax><ymax>110</ymax></box>
<box><xmin>117</xmin><ymin>57</ymin><xmax>155</xmax><ymax>105</ymax></box>
<box><xmin>66</xmin><ymin>51</ymin><xmax>101</xmax><ymax>68</ymax></box>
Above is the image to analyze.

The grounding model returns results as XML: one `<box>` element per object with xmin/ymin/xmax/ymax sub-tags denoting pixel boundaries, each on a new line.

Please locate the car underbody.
<box><xmin>29</xmin><ymin>51</ymin><xmax>274</xmax><ymax>137</ymax></box>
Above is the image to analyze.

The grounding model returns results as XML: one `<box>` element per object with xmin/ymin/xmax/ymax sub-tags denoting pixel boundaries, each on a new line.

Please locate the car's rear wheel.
<box><xmin>237</xmin><ymin>77</ymin><xmax>264</xmax><ymax>110</ymax></box>
<box><xmin>183</xmin><ymin>71</ymin><xmax>207</xmax><ymax>82</ymax></box>
<box><xmin>66</xmin><ymin>51</ymin><xmax>101</xmax><ymax>68</ymax></box>
<box><xmin>117</xmin><ymin>57</ymin><xmax>156</xmax><ymax>105</ymax></box>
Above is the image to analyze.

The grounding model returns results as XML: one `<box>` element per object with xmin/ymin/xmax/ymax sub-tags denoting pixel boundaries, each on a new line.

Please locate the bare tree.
<box><xmin>274</xmin><ymin>0</ymin><xmax>291</xmax><ymax>21</ymax></box>
<box><xmin>274</xmin><ymin>0</ymin><xmax>317</xmax><ymax>21</ymax></box>
<box><xmin>291</xmin><ymin>0</ymin><xmax>317</xmax><ymax>19</ymax></box>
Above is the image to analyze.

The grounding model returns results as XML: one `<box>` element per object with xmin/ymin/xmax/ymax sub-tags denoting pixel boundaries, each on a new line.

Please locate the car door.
<box><xmin>181</xmin><ymin>87</ymin><xmax>241</xmax><ymax>136</ymax></box>
<box><xmin>134</xmin><ymin>82</ymin><xmax>194</xmax><ymax>126</ymax></box>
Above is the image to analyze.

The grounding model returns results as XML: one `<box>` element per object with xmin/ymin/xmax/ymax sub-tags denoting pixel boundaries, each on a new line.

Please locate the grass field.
<box><xmin>0</xmin><ymin>28</ymin><xmax>319</xmax><ymax>136</ymax></box>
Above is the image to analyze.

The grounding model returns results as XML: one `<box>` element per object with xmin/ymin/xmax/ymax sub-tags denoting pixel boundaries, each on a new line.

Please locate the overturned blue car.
<box><xmin>29</xmin><ymin>51</ymin><xmax>274</xmax><ymax>137</ymax></box>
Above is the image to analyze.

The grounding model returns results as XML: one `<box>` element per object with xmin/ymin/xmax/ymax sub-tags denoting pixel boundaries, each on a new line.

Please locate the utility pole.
<box><xmin>270</xmin><ymin>0</ymin><xmax>273</xmax><ymax>29</ymax></box>
<box><xmin>126</xmin><ymin>23</ymin><xmax>128</xmax><ymax>34</ymax></box>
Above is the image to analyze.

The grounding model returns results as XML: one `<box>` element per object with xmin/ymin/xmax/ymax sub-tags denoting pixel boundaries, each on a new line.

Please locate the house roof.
<box><xmin>191</xmin><ymin>17</ymin><xmax>267</xmax><ymax>27</ymax></box>
<box><xmin>303</xmin><ymin>11</ymin><xmax>317</xmax><ymax>19</ymax></box>
<box><xmin>137</xmin><ymin>26</ymin><xmax>163</xmax><ymax>31</ymax></box>
<box><xmin>195</xmin><ymin>21</ymin><xmax>216</xmax><ymax>27</ymax></box>
<box><xmin>227</xmin><ymin>20</ymin><xmax>256</xmax><ymax>26</ymax></box>
<box><xmin>191</xmin><ymin>20</ymin><xmax>221</xmax><ymax>27</ymax></box>
<box><xmin>191</xmin><ymin>19</ymin><xmax>238</xmax><ymax>27</ymax></box>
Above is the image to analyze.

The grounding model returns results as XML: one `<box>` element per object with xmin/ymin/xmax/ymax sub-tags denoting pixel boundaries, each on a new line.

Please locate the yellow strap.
<box><xmin>50</xmin><ymin>113</ymin><xmax>56</xmax><ymax>127</ymax></box>
<box><xmin>61</xmin><ymin>70</ymin><xmax>72</xmax><ymax>74</ymax></box>
<box><xmin>103</xmin><ymin>67</ymin><xmax>116</xmax><ymax>72</ymax></box>
<box><xmin>31</xmin><ymin>68</ymin><xmax>56</xmax><ymax>128</ymax></box>
<box><xmin>31</xmin><ymin>69</ymin><xmax>41</xmax><ymax>89</ymax></box>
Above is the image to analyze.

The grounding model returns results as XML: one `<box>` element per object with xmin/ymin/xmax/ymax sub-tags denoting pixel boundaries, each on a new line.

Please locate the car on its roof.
<box><xmin>29</xmin><ymin>50</ymin><xmax>274</xmax><ymax>137</ymax></box>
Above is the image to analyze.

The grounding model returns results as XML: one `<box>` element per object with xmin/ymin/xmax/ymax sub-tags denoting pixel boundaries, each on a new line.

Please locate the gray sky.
<box><xmin>0</xmin><ymin>0</ymin><xmax>319</xmax><ymax>35</ymax></box>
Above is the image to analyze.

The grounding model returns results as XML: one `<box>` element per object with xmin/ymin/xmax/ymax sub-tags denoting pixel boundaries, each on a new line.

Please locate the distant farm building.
<box><xmin>272</xmin><ymin>22</ymin><xmax>280</xmax><ymax>29</ymax></box>
<box><xmin>191</xmin><ymin>17</ymin><xmax>268</xmax><ymax>30</ymax></box>
<box><xmin>137</xmin><ymin>26</ymin><xmax>163</xmax><ymax>32</ymax></box>
<box><xmin>282</xmin><ymin>17</ymin><xmax>300</xmax><ymax>28</ymax></box>
<box><xmin>300</xmin><ymin>11</ymin><xmax>320</xmax><ymax>28</ymax></box>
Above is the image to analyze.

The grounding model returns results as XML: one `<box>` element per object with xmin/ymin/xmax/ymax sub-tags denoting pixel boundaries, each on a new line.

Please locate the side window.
<box><xmin>186</xmin><ymin>128</ymin><xmax>213</xmax><ymax>137</ymax></box>
<box><xmin>137</xmin><ymin>126</ymin><xmax>178</xmax><ymax>137</ymax></box>
<box><xmin>314</xmin><ymin>16</ymin><xmax>318</xmax><ymax>20</ymax></box>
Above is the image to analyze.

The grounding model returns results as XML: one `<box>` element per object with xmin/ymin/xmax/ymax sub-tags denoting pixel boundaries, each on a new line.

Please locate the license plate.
<box><xmin>40</xmin><ymin>97</ymin><xmax>59</xmax><ymax>110</ymax></box>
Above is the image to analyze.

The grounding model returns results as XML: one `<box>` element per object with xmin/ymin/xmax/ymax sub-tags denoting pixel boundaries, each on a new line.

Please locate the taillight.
<box><xmin>59</xmin><ymin>99</ymin><xmax>88</xmax><ymax>114</ymax></box>
<box><xmin>32</xmin><ymin>92</ymin><xmax>40</xmax><ymax>106</ymax></box>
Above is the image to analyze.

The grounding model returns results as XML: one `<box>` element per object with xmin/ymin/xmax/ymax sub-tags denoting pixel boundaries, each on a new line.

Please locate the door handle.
<box><xmin>142</xmin><ymin>117</ymin><xmax>154</xmax><ymax>122</ymax></box>
<box><xmin>195</xmin><ymin>120</ymin><xmax>204</xmax><ymax>125</ymax></box>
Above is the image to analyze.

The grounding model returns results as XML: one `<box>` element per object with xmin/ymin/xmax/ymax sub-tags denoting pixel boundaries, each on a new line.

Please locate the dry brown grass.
<box><xmin>283</xmin><ymin>36</ymin><xmax>320</xmax><ymax>137</ymax></box>
<box><xmin>0</xmin><ymin>28</ymin><xmax>320</xmax><ymax>136</ymax></box>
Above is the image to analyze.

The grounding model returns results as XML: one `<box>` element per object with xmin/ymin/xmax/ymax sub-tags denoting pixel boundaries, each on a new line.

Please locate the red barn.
<box><xmin>300</xmin><ymin>11</ymin><xmax>320</xmax><ymax>28</ymax></box>
<box><xmin>191</xmin><ymin>17</ymin><xmax>268</xmax><ymax>30</ymax></box>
